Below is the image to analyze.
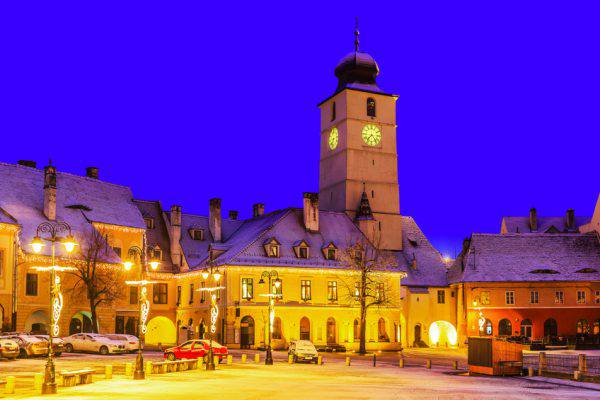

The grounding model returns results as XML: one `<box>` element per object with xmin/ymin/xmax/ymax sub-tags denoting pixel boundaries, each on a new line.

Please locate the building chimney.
<box><xmin>303</xmin><ymin>192</ymin><xmax>319</xmax><ymax>232</ymax></box>
<box><xmin>529</xmin><ymin>208</ymin><xmax>538</xmax><ymax>232</ymax></box>
<box><xmin>229</xmin><ymin>210</ymin><xmax>238</xmax><ymax>220</ymax></box>
<box><xmin>43</xmin><ymin>165</ymin><xmax>57</xmax><ymax>221</ymax></box>
<box><xmin>566</xmin><ymin>209</ymin><xmax>575</xmax><ymax>230</ymax></box>
<box><xmin>18</xmin><ymin>160</ymin><xmax>37</xmax><ymax>168</ymax></box>
<box><xmin>169</xmin><ymin>205</ymin><xmax>182</xmax><ymax>266</ymax></box>
<box><xmin>253</xmin><ymin>203</ymin><xmax>265</xmax><ymax>218</ymax></box>
<box><xmin>209</xmin><ymin>198</ymin><xmax>222</xmax><ymax>242</ymax></box>
<box><xmin>86</xmin><ymin>167</ymin><xmax>99</xmax><ymax>179</ymax></box>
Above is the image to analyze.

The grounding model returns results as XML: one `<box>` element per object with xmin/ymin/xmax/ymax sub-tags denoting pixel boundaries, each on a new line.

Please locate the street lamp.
<box><xmin>199</xmin><ymin>265</ymin><xmax>223</xmax><ymax>371</ymax></box>
<box><xmin>29</xmin><ymin>221</ymin><xmax>78</xmax><ymax>395</ymax></box>
<box><xmin>259</xmin><ymin>270</ymin><xmax>281</xmax><ymax>365</ymax></box>
<box><xmin>123</xmin><ymin>244</ymin><xmax>160</xmax><ymax>380</ymax></box>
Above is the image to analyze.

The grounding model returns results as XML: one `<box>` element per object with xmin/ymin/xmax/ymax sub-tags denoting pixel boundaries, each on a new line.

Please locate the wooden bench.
<box><xmin>60</xmin><ymin>369</ymin><xmax>94</xmax><ymax>387</ymax></box>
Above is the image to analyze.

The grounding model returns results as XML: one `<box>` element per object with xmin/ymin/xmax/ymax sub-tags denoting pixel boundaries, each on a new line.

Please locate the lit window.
<box><xmin>153</xmin><ymin>283</ymin><xmax>168</xmax><ymax>304</ymax></box>
<box><xmin>270</xmin><ymin>245</ymin><xmax>279</xmax><ymax>257</ymax></box>
<box><xmin>505</xmin><ymin>291</ymin><xmax>515</xmax><ymax>305</ymax></box>
<box><xmin>480</xmin><ymin>291</ymin><xmax>490</xmax><ymax>305</ymax></box>
<box><xmin>577</xmin><ymin>290</ymin><xmax>586</xmax><ymax>304</ymax></box>
<box><xmin>301</xmin><ymin>280</ymin><xmax>312</xmax><ymax>301</ymax></box>
<box><xmin>242</xmin><ymin>278</ymin><xmax>253</xmax><ymax>300</ymax></box>
<box><xmin>530</xmin><ymin>291</ymin><xmax>539</xmax><ymax>304</ymax></box>
<box><xmin>595</xmin><ymin>290</ymin><xmax>600</xmax><ymax>304</ymax></box>
<box><xmin>176</xmin><ymin>286</ymin><xmax>181</xmax><ymax>306</ymax></box>
<box><xmin>437</xmin><ymin>290</ymin><xmax>445</xmax><ymax>304</ymax></box>
<box><xmin>555</xmin><ymin>291</ymin><xmax>564</xmax><ymax>304</ymax></box>
<box><xmin>327</xmin><ymin>281</ymin><xmax>338</xmax><ymax>302</ymax></box>
<box><xmin>26</xmin><ymin>273</ymin><xmax>38</xmax><ymax>296</ymax></box>
<box><xmin>190</xmin><ymin>229</ymin><xmax>204</xmax><ymax>241</ymax></box>
<box><xmin>189</xmin><ymin>284</ymin><xmax>194</xmax><ymax>304</ymax></box>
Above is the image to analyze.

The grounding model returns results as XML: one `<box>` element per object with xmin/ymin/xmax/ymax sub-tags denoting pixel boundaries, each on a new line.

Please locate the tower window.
<box><xmin>367</xmin><ymin>98</ymin><xmax>376</xmax><ymax>117</ymax></box>
<box><xmin>371</xmin><ymin>190</ymin><xmax>375</xmax><ymax>198</ymax></box>
<box><xmin>331</xmin><ymin>102</ymin><xmax>336</xmax><ymax>121</ymax></box>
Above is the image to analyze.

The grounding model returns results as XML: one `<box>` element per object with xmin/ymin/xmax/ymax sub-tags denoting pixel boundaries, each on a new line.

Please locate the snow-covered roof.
<box><xmin>501</xmin><ymin>215</ymin><xmax>590</xmax><ymax>234</ymax></box>
<box><xmin>0</xmin><ymin>162</ymin><xmax>145</xmax><ymax>257</ymax></box>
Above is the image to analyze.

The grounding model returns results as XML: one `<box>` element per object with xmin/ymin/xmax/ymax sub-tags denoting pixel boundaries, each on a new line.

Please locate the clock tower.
<box><xmin>318</xmin><ymin>28</ymin><xmax>403</xmax><ymax>250</ymax></box>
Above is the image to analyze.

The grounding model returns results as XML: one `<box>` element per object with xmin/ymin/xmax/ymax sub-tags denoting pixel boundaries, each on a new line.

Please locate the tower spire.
<box><xmin>354</xmin><ymin>17</ymin><xmax>360</xmax><ymax>52</ymax></box>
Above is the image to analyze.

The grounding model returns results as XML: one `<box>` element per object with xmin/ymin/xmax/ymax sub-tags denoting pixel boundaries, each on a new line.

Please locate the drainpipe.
<box><xmin>11</xmin><ymin>228</ymin><xmax>20</xmax><ymax>332</ymax></box>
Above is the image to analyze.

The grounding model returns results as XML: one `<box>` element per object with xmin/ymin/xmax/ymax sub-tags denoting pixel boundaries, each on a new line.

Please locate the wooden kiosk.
<box><xmin>468</xmin><ymin>337</ymin><xmax>523</xmax><ymax>376</ymax></box>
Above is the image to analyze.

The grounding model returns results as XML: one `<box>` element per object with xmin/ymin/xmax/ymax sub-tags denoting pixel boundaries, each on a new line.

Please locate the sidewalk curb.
<box><xmin>519</xmin><ymin>376</ymin><xmax>600</xmax><ymax>392</ymax></box>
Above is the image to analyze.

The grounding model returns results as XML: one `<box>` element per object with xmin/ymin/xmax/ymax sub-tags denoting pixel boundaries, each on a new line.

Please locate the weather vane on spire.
<box><xmin>354</xmin><ymin>17</ymin><xmax>360</xmax><ymax>52</ymax></box>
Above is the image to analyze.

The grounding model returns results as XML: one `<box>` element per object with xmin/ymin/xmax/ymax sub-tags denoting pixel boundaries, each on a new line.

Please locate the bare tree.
<box><xmin>67</xmin><ymin>227</ymin><xmax>126</xmax><ymax>332</ymax></box>
<box><xmin>339</xmin><ymin>237</ymin><xmax>398</xmax><ymax>354</ymax></box>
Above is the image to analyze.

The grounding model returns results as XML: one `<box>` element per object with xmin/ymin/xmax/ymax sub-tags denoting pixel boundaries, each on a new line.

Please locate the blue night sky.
<box><xmin>1</xmin><ymin>2</ymin><xmax>599</xmax><ymax>256</ymax></box>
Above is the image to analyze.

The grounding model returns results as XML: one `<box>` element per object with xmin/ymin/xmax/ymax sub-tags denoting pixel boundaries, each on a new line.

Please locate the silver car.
<box><xmin>63</xmin><ymin>333</ymin><xmax>126</xmax><ymax>355</ymax></box>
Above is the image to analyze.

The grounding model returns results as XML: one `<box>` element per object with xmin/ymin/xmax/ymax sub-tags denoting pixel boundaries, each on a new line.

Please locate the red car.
<box><xmin>164</xmin><ymin>339</ymin><xmax>228</xmax><ymax>362</ymax></box>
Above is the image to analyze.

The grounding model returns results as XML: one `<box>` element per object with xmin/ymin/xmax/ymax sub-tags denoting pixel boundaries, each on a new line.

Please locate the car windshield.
<box><xmin>201</xmin><ymin>340</ymin><xmax>222</xmax><ymax>348</ymax></box>
<box><xmin>295</xmin><ymin>342</ymin><xmax>315</xmax><ymax>351</ymax></box>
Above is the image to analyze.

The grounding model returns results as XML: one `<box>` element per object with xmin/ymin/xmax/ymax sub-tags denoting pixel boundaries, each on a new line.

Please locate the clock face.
<box><xmin>328</xmin><ymin>127</ymin><xmax>339</xmax><ymax>150</ymax></box>
<box><xmin>361</xmin><ymin>124</ymin><xmax>381</xmax><ymax>146</ymax></box>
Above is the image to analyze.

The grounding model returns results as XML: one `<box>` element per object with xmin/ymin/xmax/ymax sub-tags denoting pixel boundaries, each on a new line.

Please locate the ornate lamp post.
<box><xmin>123</xmin><ymin>243</ymin><xmax>160</xmax><ymax>380</ymax></box>
<box><xmin>29</xmin><ymin>221</ymin><xmax>78</xmax><ymax>395</ymax></box>
<box><xmin>259</xmin><ymin>270</ymin><xmax>282</xmax><ymax>365</ymax></box>
<box><xmin>199</xmin><ymin>265</ymin><xmax>223</xmax><ymax>371</ymax></box>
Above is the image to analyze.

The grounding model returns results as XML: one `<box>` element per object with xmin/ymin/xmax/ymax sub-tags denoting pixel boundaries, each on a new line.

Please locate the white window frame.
<box><xmin>530</xmin><ymin>290</ymin><xmax>539</xmax><ymax>304</ymax></box>
<box><xmin>505</xmin><ymin>291</ymin><xmax>515</xmax><ymax>305</ymax></box>
<box><xmin>577</xmin><ymin>290</ymin><xmax>587</xmax><ymax>304</ymax></box>
<box><xmin>555</xmin><ymin>291</ymin><xmax>564</xmax><ymax>304</ymax></box>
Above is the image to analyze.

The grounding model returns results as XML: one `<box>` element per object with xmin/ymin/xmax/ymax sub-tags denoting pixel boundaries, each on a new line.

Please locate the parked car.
<box><xmin>35</xmin><ymin>335</ymin><xmax>64</xmax><ymax>356</ymax></box>
<box><xmin>62</xmin><ymin>333</ymin><xmax>127</xmax><ymax>355</ymax></box>
<box><xmin>163</xmin><ymin>339</ymin><xmax>228</xmax><ymax>362</ymax></box>
<box><xmin>0</xmin><ymin>333</ymin><xmax>49</xmax><ymax>358</ymax></box>
<box><xmin>0</xmin><ymin>338</ymin><xmax>20</xmax><ymax>360</ymax></box>
<box><xmin>288</xmin><ymin>340</ymin><xmax>319</xmax><ymax>363</ymax></box>
<box><xmin>105</xmin><ymin>334</ymin><xmax>139</xmax><ymax>353</ymax></box>
<box><xmin>315</xmin><ymin>343</ymin><xmax>347</xmax><ymax>353</ymax></box>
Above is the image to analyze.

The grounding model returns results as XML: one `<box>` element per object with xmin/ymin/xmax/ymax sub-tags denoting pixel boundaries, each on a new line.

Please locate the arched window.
<box><xmin>367</xmin><ymin>98</ymin><xmax>376</xmax><ymax>117</ymax></box>
<box><xmin>544</xmin><ymin>318</ymin><xmax>558</xmax><ymax>337</ymax></box>
<box><xmin>353</xmin><ymin>319</ymin><xmax>360</xmax><ymax>340</ymax></box>
<box><xmin>520</xmin><ymin>319</ymin><xmax>533</xmax><ymax>337</ymax></box>
<box><xmin>300</xmin><ymin>317</ymin><xmax>310</xmax><ymax>341</ymax></box>
<box><xmin>498</xmin><ymin>319</ymin><xmax>512</xmax><ymax>336</ymax></box>
<box><xmin>577</xmin><ymin>319</ymin><xmax>590</xmax><ymax>334</ymax></box>
<box><xmin>479</xmin><ymin>319</ymin><xmax>493</xmax><ymax>336</ymax></box>
<box><xmin>273</xmin><ymin>317</ymin><xmax>283</xmax><ymax>340</ymax></box>
<box><xmin>378</xmin><ymin>318</ymin><xmax>389</xmax><ymax>342</ymax></box>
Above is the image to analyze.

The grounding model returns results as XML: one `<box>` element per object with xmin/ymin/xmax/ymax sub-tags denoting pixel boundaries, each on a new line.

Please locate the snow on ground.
<box><xmin>7</xmin><ymin>357</ymin><xmax>600</xmax><ymax>400</ymax></box>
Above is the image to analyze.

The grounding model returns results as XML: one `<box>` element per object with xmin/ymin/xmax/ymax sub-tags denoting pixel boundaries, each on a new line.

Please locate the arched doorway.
<box><xmin>520</xmin><ymin>319</ymin><xmax>533</xmax><ymax>338</ymax></box>
<box><xmin>240</xmin><ymin>316</ymin><xmax>255</xmax><ymax>349</ymax></box>
<box><xmin>69</xmin><ymin>311</ymin><xmax>93</xmax><ymax>335</ymax></box>
<box><xmin>378</xmin><ymin>318</ymin><xmax>389</xmax><ymax>342</ymax></box>
<box><xmin>145</xmin><ymin>316</ymin><xmax>176</xmax><ymax>345</ymax></box>
<box><xmin>326</xmin><ymin>318</ymin><xmax>336</xmax><ymax>344</ymax></box>
<box><xmin>414</xmin><ymin>324</ymin><xmax>422</xmax><ymax>345</ymax></box>
<box><xmin>25</xmin><ymin>310</ymin><xmax>50</xmax><ymax>334</ymax></box>
<box><xmin>272</xmin><ymin>317</ymin><xmax>283</xmax><ymax>340</ymax></box>
<box><xmin>428</xmin><ymin>321</ymin><xmax>458</xmax><ymax>346</ymax></box>
<box><xmin>300</xmin><ymin>317</ymin><xmax>310</xmax><ymax>341</ymax></box>
<box><xmin>499</xmin><ymin>319</ymin><xmax>512</xmax><ymax>336</ymax></box>
<box><xmin>544</xmin><ymin>318</ymin><xmax>558</xmax><ymax>337</ymax></box>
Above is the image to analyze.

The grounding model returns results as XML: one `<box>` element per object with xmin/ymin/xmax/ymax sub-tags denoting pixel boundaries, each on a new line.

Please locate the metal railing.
<box><xmin>523</xmin><ymin>353</ymin><xmax>600</xmax><ymax>376</ymax></box>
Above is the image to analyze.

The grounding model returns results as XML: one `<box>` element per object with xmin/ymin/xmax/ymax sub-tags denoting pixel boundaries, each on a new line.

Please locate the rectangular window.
<box><xmin>505</xmin><ymin>291</ymin><xmax>515</xmax><ymax>305</ymax></box>
<box><xmin>242</xmin><ymin>278</ymin><xmax>254</xmax><ymax>300</ymax></box>
<box><xmin>153</xmin><ymin>283</ymin><xmax>168</xmax><ymax>304</ymax></box>
<box><xmin>327</xmin><ymin>281</ymin><xmax>338</xmax><ymax>302</ymax></box>
<box><xmin>0</xmin><ymin>249</ymin><xmax>4</xmax><ymax>277</ymax></box>
<box><xmin>301</xmin><ymin>280</ymin><xmax>312</xmax><ymax>301</ymax></box>
<box><xmin>480</xmin><ymin>291</ymin><xmax>490</xmax><ymax>305</ymax></box>
<box><xmin>112</xmin><ymin>247</ymin><xmax>122</xmax><ymax>257</ymax></box>
<box><xmin>596</xmin><ymin>290</ymin><xmax>600</xmax><ymax>304</ymax></box>
<box><xmin>530</xmin><ymin>291</ymin><xmax>539</xmax><ymax>304</ymax></box>
<box><xmin>376</xmin><ymin>283</ymin><xmax>385</xmax><ymax>302</ymax></box>
<box><xmin>437</xmin><ymin>290</ymin><xmax>445</xmax><ymax>304</ymax></box>
<box><xmin>326</xmin><ymin>248</ymin><xmax>336</xmax><ymax>260</ymax></box>
<box><xmin>115</xmin><ymin>316</ymin><xmax>125</xmax><ymax>334</ymax></box>
<box><xmin>176</xmin><ymin>285</ymin><xmax>181</xmax><ymax>306</ymax></box>
<box><xmin>144</xmin><ymin>218</ymin><xmax>154</xmax><ymax>229</ymax></box>
<box><xmin>129</xmin><ymin>286</ymin><xmax>138</xmax><ymax>305</ymax></box>
<box><xmin>299</xmin><ymin>247</ymin><xmax>308</xmax><ymax>259</ymax></box>
<box><xmin>555</xmin><ymin>291</ymin><xmax>564</xmax><ymax>304</ymax></box>
<box><xmin>331</xmin><ymin>101</ymin><xmax>336</xmax><ymax>121</ymax></box>
<box><xmin>577</xmin><ymin>290</ymin><xmax>586</xmax><ymax>304</ymax></box>
<box><xmin>26</xmin><ymin>273</ymin><xmax>38</xmax><ymax>296</ymax></box>
<box><xmin>189</xmin><ymin>284</ymin><xmax>194</xmax><ymax>304</ymax></box>
<box><xmin>200</xmin><ymin>282</ymin><xmax>206</xmax><ymax>303</ymax></box>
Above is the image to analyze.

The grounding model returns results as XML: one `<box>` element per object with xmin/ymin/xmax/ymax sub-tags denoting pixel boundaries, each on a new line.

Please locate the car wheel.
<box><xmin>166</xmin><ymin>352</ymin><xmax>176</xmax><ymax>361</ymax></box>
<box><xmin>99</xmin><ymin>346</ymin><xmax>109</xmax><ymax>356</ymax></box>
<box><xmin>19</xmin><ymin>349</ymin><xmax>28</xmax><ymax>359</ymax></box>
<box><xmin>65</xmin><ymin>343</ymin><xmax>74</xmax><ymax>353</ymax></box>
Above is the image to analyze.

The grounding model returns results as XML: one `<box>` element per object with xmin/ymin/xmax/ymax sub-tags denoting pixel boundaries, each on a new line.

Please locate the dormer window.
<box><xmin>322</xmin><ymin>242</ymin><xmax>338</xmax><ymax>260</ymax></box>
<box><xmin>189</xmin><ymin>229</ymin><xmax>205</xmax><ymax>241</ymax></box>
<box><xmin>144</xmin><ymin>217</ymin><xmax>155</xmax><ymax>229</ymax></box>
<box><xmin>367</xmin><ymin>97</ymin><xmax>376</xmax><ymax>117</ymax></box>
<box><xmin>148</xmin><ymin>245</ymin><xmax>162</xmax><ymax>261</ymax></box>
<box><xmin>263</xmin><ymin>238</ymin><xmax>281</xmax><ymax>258</ymax></box>
<box><xmin>576</xmin><ymin>268</ymin><xmax>598</xmax><ymax>273</ymax></box>
<box><xmin>293</xmin><ymin>240</ymin><xmax>310</xmax><ymax>259</ymax></box>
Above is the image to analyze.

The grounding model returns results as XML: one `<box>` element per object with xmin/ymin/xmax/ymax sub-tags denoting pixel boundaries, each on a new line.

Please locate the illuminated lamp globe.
<box><xmin>63</xmin><ymin>234</ymin><xmax>78</xmax><ymax>253</ymax></box>
<box><xmin>123</xmin><ymin>261</ymin><xmax>133</xmax><ymax>271</ymax></box>
<box><xmin>201</xmin><ymin>270</ymin><xmax>209</xmax><ymax>280</ymax></box>
<box><xmin>149</xmin><ymin>259</ymin><xmax>160</xmax><ymax>270</ymax></box>
<box><xmin>213</xmin><ymin>271</ymin><xmax>222</xmax><ymax>282</ymax></box>
<box><xmin>274</xmin><ymin>278</ymin><xmax>282</xmax><ymax>289</ymax></box>
<box><xmin>30</xmin><ymin>236</ymin><xmax>45</xmax><ymax>253</ymax></box>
